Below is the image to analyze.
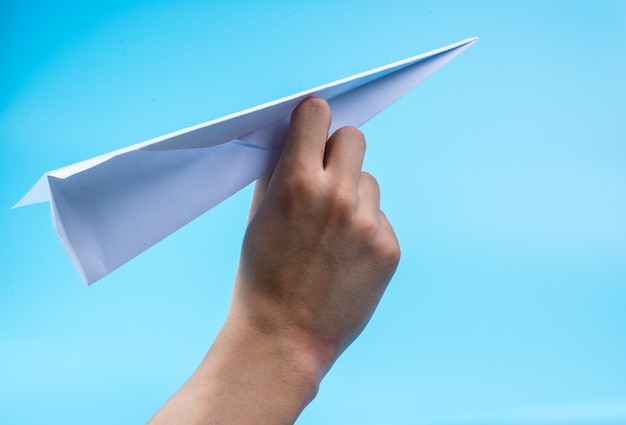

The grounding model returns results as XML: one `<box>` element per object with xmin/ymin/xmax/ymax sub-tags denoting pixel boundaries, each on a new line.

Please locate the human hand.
<box><xmin>230</xmin><ymin>96</ymin><xmax>400</xmax><ymax>380</ymax></box>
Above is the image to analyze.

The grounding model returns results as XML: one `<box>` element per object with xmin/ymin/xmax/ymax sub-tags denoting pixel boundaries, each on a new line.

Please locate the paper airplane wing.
<box><xmin>15</xmin><ymin>37</ymin><xmax>477</xmax><ymax>284</ymax></box>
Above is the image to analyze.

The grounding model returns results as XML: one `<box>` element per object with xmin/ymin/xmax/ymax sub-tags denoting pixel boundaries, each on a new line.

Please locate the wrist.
<box><xmin>193</xmin><ymin>316</ymin><xmax>322</xmax><ymax>423</ymax></box>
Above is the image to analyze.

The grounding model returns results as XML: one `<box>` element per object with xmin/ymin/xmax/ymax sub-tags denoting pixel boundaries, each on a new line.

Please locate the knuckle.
<box><xmin>328</xmin><ymin>184</ymin><xmax>358</xmax><ymax>220</ymax></box>
<box><xmin>352</xmin><ymin>212</ymin><xmax>400</xmax><ymax>268</ymax></box>
<box><xmin>277</xmin><ymin>172</ymin><xmax>319</xmax><ymax>207</ymax></box>
<box><xmin>355</xmin><ymin>213</ymin><xmax>379</xmax><ymax>242</ymax></box>
<box><xmin>330</xmin><ymin>185</ymin><xmax>358</xmax><ymax>218</ymax></box>
<box><xmin>378</xmin><ymin>237</ymin><xmax>401</xmax><ymax>268</ymax></box>
<box><xmin>360</xmin><ymin>171</ymin><xmax>379</xmax><ymax>190</ymax></box>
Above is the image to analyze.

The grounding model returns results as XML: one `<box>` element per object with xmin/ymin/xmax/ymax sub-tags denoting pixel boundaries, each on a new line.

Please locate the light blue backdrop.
<box><xmin>1</xmin><ymin>1</ymin><xmax>625</xmax><ymax>424</ymax></box>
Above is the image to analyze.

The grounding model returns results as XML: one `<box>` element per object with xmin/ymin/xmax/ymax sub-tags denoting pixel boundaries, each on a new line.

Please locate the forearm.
<box><xmin>147</xmin><ymin>317</ymin><xmax>320</xmax><ymax>425</ymax></box>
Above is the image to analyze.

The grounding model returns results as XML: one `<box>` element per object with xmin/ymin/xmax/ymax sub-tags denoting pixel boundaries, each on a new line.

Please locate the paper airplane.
<box><xmin>15</xmin><ymin>37</ymin><xmax>477</xmax><ymax>284</ymax></box>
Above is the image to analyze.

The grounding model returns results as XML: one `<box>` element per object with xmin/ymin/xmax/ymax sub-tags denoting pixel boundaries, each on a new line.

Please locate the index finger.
<box><xmin>275</xmin><ymin>97</ymin><xmax>331</xmax><ymax>174</ymax></box>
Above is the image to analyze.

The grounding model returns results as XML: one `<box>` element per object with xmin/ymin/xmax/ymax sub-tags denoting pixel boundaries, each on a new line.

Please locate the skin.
<box><xmin>147</xmin><ymin>97</ymin><xmax>400</xmax><ymax>425</ymax></box>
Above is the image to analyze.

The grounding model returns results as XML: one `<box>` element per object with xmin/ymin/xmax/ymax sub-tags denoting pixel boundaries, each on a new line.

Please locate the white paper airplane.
<box><xmin>15</xmin><ymin>37</ymin><xmax>477</xmax><ymax>284</ymax></box>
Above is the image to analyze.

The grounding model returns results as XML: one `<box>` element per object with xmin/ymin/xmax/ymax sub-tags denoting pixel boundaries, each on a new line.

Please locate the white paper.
<box><xmin>15</xmin><ymin>37</ymin><xmax>478</xmax><ymax>284</ymax></box>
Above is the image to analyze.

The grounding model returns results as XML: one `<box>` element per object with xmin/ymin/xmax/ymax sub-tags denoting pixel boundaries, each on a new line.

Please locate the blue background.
<box><xmin>1</xmin><ymin>1</ymin><xmax>625</xmax><ymax>424</ymax></box>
